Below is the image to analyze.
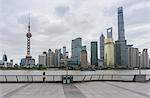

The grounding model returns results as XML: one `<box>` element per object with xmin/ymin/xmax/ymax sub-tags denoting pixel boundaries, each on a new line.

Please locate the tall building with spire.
<box><xmin>20</xmin><ymin>16</ymin><xmax>35</xmax><ymax>67</ymax></box>
<box><xmin>115</xmin><ymin>7</ymin><xmax>127</xmax><ymax>68</ymax></box>
<box><xmin>100</xmin><ymin>33</ymin><xmax>105</xmax><ymax>64</ymax></box>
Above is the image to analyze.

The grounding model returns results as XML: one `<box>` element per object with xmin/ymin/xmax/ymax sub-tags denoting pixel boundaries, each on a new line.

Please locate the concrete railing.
<box><xmin>0</xmin><ymin>74</ymin><xmax>150</xmax><ymax>83</ymax></box>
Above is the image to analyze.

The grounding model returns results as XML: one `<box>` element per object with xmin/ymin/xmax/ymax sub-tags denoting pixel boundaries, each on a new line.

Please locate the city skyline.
<box><xmin>0</xmin><ymin>0</ymin><xmax>150</xmax><ymax>64</ymax></box>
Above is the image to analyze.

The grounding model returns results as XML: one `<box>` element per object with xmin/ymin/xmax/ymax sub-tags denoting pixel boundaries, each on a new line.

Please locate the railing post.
<box><xmin>5</xmin><ymin>75</ymin><xmax>7</xmax><ymax>82</ymax></box>
<box><xmin>83</xmin><ymin>75</ymin><xmax>86</xmax><ymax>81</ymax></box>
<box><xmin>53</xmin><ymin>75</ymin><xmax>55</xmax><ymax>81</ymax></box>
<box><xmin>98</xmin><ymin>75</ymin><xmax>100</xmax><ymax>80</ymax></box>
<box><xmin>16</xmin><ymin>76</ymin><xmax>18</xmax><ymax>82</ymax></box>
<box><xmin>111</xmin><ymin>75</ymin><xmax>113</xmax><ymax>80</ymax></box>
<box><xmin>31</xmin><ymin>75</ymin><xmax>33</xmax><ymax>82</ymax></box>
<box><xmin>102</xmin><ymin>75</ymin><xmax>104</xmax><ymax>80</ymax></box>
<box><xmin>90</xmin><ymin>75</ymin><xmax>92</xmax><ymax>81</ymax></box>
<box><xmin>27</xmin><ymin>75</ymin><xmax>29</xmax><ymax>82</ymax></box>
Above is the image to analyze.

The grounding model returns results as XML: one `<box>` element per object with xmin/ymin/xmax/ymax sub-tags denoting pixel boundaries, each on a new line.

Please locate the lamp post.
<box><xmin>139</xmin><ymin>52</ymin><xmax>141</xmax><ymax>75</ymax></box>
<box><xmin>65</xmin><ymin>57</ymin><xmax>68</xmax><ymax>76</ymax></box>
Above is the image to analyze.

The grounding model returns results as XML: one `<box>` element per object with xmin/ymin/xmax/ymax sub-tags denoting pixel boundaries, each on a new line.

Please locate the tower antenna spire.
<box><xmin>28</xmin><ymin>13</ymin><xmax>30</xmax><ymax>33</ymax></box>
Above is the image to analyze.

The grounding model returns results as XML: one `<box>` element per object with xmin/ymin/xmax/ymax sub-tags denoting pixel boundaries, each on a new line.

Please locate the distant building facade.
<box><xmin>3</xmin><ymin>54</ymin><xmax>7</xmax><ymax>62</ymax></box>
<box><xmin>115</xmin><ymin>7</ymin><xmax>127</xmax><ymax>68</ymax></box>
<box><xmin>54</xmin><ymin>49</ymin><xmax>61</xmax><ymax>67</ymax></box>
<box><xmin>141</xmin><ymin>49</ymin><xmax>149</xmax><ymax>68</ymax></box>
<box><xmin>104</xmin><ymin>27</ymin><xmax>114</xmax><ymax>68</ymax></box>
<box><xmin>127</xmin><ymin>46</ymin><xmax>139</xmax><ymax>68</ymax></box>
<box><xmin>100</xmin><ymin>33</ymin><xmax>105</xmax><ymax>65</ymax></box>
<box><xmin>47</xmin><ymin>49</ymin><xmax>55</xmax><ymax>67</ymax></box>
<box><xmin>70</xmin><ymin>37</ymin><xmax>82</xmax><ymax>65</ymax></box>
<box><xmin>63</xmin><ymin>46</ymin><xmax>66</xmax><ymax>59</ymax></box>
<box><xmin>38</xmin><ymin>54</ymin><xmax>47</xmax><ymax>66</ymax></box>
<box><xmin>91</xmin><ymin>41</ymin><xmax>98</xmax><ymax>66</ymax></box>
<box><xmin>80</xmin><ymin>49</ymin><xmax>88</xmax><ymax>69</ymax></box>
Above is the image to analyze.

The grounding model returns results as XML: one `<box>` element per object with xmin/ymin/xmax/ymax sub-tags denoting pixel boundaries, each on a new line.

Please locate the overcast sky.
<box><xmin>0</xmin><ymin>0</ymin><xmax>150</xmax><ymax>64</ymax></box>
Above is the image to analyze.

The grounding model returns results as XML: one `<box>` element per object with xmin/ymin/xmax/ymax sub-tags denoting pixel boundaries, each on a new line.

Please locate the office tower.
<box><xmin>115</xmin><ymin>7</ymin><xmax>127</xmax><ymax>68</ymax></box>
<box><xmin>54</xmin><ymin>49</ymin><xmax>61</xmax><ymax>67</ymax></box>
<box><xmin>127</xmin><ymin>46</ymin><xmax>139</xmax><ymax>68</ymax></box>
<box><xmin>2</xmin><ymin>54</ymin><xmax>7</xmax><ymax>62</ymax></box>
<box><xmin>63</xmin><ymin>46</ymin><xmax>66</xmax><ymax>59</ymax></box>
<box><xmin>139</xmin><ymin>52</ymin><xmax>143</xmax><ymax>68</ymax></box>
<box><xmin>38</xmin><ymin>53</ymin><xmax>47</xmax><ymax>66</ymax></box>
<box><xmin>91</xmin><ymin>41</ymin><xmax>98</xmax><ymax>66</ymax></box>
<box><xmin>47</xmin><ymin>49</ymin><xmax>55</xmax><ymax>67</ymax></box>
<box><xmin>104</xmin><ymin>27</ymin><xmax>114</xmax><ymax>68</ymax></box>
<box><xmin>80</xmin><ymin>49</ymin><xmax>88</xmax><ymax>69</ymax></box>
<box><xmin>100</xmin><ymin>33</ymin><xmax>105</xmax><ymax>62</ymax></box>
<box><xmin>142</xmin><ymin>49</ymin><xmax>149</xmax><ymax>68</ymax></box>
<box><xmin>71</xmin><ymin>37</ymin><xmax>82</xmax><ymax>65</ymax></box>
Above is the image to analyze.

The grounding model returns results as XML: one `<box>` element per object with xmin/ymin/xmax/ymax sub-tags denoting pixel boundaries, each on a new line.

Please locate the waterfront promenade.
<box><xmin>0</xmin><ymin>82</ymin><xmax>150</xmax><ymax>98</ymax></box>
<box><xmin>0</xmin><ymin>70</ymin><xmax>150</xmax><ymax>98</ymax></box>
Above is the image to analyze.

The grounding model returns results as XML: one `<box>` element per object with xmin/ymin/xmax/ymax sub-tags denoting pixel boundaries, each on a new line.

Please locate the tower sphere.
<box><xmin>26</xmin><ymin>32</ymin><xmax>32</xmax><ymax>38</ymax></box>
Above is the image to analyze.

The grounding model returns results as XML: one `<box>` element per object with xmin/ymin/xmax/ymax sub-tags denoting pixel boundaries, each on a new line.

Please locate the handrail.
<box><xmin>0</xmin><ymin>74</ymin><xmax>149</xmax><ymax>83</ymax></box>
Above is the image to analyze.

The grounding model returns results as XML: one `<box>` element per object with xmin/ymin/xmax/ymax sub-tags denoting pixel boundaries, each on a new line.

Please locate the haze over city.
<box><xmin>0</xmin><ymin>0</ymin><xmax>150</xmax><ymax>64</ymax></box>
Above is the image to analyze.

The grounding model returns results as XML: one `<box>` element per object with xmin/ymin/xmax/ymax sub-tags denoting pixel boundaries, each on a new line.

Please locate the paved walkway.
<box><xmin>0</xmin><ymin>82</ymin><xmax>150</xmax><ymax>98</ymax></box>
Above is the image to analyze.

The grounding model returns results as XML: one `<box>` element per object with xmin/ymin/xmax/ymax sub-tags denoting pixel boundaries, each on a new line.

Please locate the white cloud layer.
<box><xmin>0</xmin><ymin>0</ymin><xmax>150</xmax><ymax>64</ymax></box>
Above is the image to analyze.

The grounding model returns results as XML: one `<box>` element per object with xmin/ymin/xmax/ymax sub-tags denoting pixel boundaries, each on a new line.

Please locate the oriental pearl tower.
<box><xmin>26</xmin><ymin>16</ymin><xmax>33</xmax><ymax>65</ymax></box>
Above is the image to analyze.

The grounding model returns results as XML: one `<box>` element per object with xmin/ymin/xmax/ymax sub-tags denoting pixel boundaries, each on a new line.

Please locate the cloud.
<box><xmin>54</xmin><ymin>5</ymin><xmax>70</xmax><ymax>17</ymax></box>
<box><xmin>0</xmin><ymin>0</ymin><xmax>149</xmax><ymax>63</ymax></box>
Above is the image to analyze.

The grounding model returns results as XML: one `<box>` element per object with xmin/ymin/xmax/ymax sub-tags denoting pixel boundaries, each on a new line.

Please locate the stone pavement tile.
<box><xmin>1</xmin><ymin>83</ymin><xmax>65</xmax><ymax>98</ymax></box>
<box><xmin>106</xmin><ymin>82</ymin><xmax>150</xmax><ymax>97</ymax></box>
<box><xmin>0</xmin><ymin>83</ymin><xmax>26</xmax><ymax>98</ymax></box>
<box><xmin>75</xmin><ymin>82</ymin><xmax>148</xmax><ymax>98</ymax></box>
<box><xmin>1</xmin><ymin>82</ymin><xmax>150</xmax><ymax>98</ymax></box>
<box><xmin>63</xmin><ymin>84</ymin><xmax>86</xmax><ymax>98</ymax></box>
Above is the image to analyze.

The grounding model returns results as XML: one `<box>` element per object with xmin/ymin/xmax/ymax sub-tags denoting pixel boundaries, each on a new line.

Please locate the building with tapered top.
<box><xmin>115</xmin><ymin>7</ymin><xmax>127</xmax><ymax>68</ymax></box>
<box><xmin>104</xmin><ymin>27</ymin><xmax>114</xmax><ymax>68</ymax></box>
<box><xmin>100</xmin><ymin>33</ymin><xmax>105</xmax><ymax>65</ymax></box>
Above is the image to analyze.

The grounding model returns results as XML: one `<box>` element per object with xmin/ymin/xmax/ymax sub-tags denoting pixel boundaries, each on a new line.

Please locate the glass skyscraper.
<box><xmin>91</xmin><ymin>41</ymin><xmax>98</xmax><ymax>66</ymax></box>
<box><xmin>115</xmin><ymin>7</ymin><xmax>127</xmax><ymax>68</ymax></box>
<box><xmin>71</xmin><ymin>37</ymin><xmax>82</xmax><ymax>65</ymax></box>
<box><xmin>100</xmin><ymin>33</ymin><xmax>105</xmax><ymax>61</ymax></box>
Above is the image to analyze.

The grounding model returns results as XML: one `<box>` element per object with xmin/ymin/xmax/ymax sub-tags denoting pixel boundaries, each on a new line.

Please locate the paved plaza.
<box><xmin>0</xmin><ymin>82</ymin><xmax>150</xmax><ymax>98</ymax></box>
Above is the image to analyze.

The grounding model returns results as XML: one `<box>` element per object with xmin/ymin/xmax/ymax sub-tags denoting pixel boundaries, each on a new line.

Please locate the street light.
<box><xmin>139</xmin><ymin>52</ymin><xmax>141</xmax><ymax>75</ymax></box>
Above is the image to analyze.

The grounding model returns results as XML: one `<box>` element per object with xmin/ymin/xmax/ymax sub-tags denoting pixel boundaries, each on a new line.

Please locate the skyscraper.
<box><xmin>118</xmin><ymin>7</ymin><xmax>125</xmax><ymax>41</ymax></box>
<box><xmin>54</xmin><ymin>49</ymin><xmax>61</xmax><ymax>67</ymax></box>
<box><xmin>2</xmin><ymin>54</ymin><xmax>7</xmax><ymax>62</ymax></box>
<box><xmin>63</xmin><ymin>46</ymin><xmax>66</xmax><ymax>59</ymax></box>
<box><xmin>104</xmin><ymin>27</ymin><xmax>114</xmax><ymax>68</ymax></box>
<box><xmin>71</xmin><ymin>37</ymin><xmax>82</xmax><ymax>65</ymax></box>
<box><xmin>80</xmin><ymin>49</ymin><xmax>88</xmax><ymax>69</ymax></box>
<box><xmin>141</xmin><ymin>49</ymin><xmax>149</xmax><ymax>68</ymax></box>
<box><xmin>115</xmin><ymin>7</ymin><xmax>127</xmax><ymax>68</ymax></box>
<box><xmin>100</xmin><ymin>33</ymin><xmax>105</xmax><ymax>62</ymax></box>
<box><xmin>38</xmin><ymin>53</ymin><xmax>47</xmax><ymax>66</ymax></box>
<box><xmin>91</xmin><ymin>41</ymin><xmax>98</xmax><ymax>66</ymax></box>
<box><xmin>47</xmin><ymin>49</ymin><xmax>55</xmax><ymax>67</ymax></box>
<box><xmin>127</xmin><ymin>46</ymin><xmax>139</xmax><ymax>68</ymax></box>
